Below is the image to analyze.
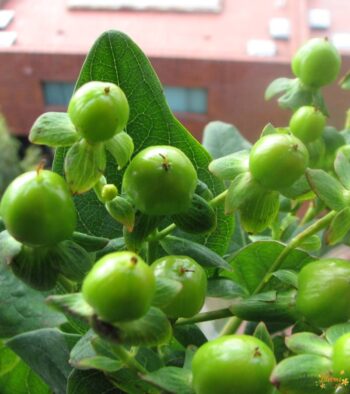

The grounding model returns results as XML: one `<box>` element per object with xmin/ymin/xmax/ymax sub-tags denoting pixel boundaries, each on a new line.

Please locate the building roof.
<box><xmin>0</xmin><ymin>0</ymin><xmax>297</xmax><ymax>60</ymax></box>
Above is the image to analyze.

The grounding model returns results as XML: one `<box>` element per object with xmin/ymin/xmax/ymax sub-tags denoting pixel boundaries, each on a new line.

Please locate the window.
<box><xmin>67</xmin><ymin>0</ymin><xmax>222</xmax><ymax>13</ymax></box>
<box><xmin>42</xmin><ymin>82</ymin><xmax>75</xmax><ymax>106</ymax></box>
<box><xmin>164</xmin><ymin>86</ymin><xmax>208</xmax><ymax>114</ymax></box>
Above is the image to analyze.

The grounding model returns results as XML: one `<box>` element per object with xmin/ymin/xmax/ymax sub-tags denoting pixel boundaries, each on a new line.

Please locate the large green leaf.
<box><xmin>6</xmin><ymin>328</ymin><xmax>79</xmax><ymax>394</ymax></box>
<box><xmin>225</xmin><ymin>241</ymin><xmax>314</xmax><ymax>294</ymax></box>
<box><xmin>0</xmin><ymin>341</ymin><xmax>50</xmax><ymax>394</ymax></box>
<box><xmin>0</xmin><ymin>233</ymin><xmax>66</xmax><ymax>338</ymax></box>
<box><xmin>53</xmin><ymin>30</ymin><xmax>233</xmax><ymax>255</ymax></box>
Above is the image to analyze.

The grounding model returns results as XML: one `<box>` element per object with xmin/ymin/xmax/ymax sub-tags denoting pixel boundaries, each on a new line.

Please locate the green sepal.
<box><xmin>29</xmin><ymin>112</ymin><xmax>79</xmax><ymax>147</ymax></box>
<box><xmin>306</xmin><ymin>168</ymin><xmax>347</xmax><ymax>211</ymax></box>
<box><xmin>280</xmin><ymin>175</ymin><xmax>313</xmax><ymax>201</ymax></box>
<box><xmin>298</xmin><ymin>234</ymin><xmax>321</xmax><ymax>252</ymax></box>
<box><xmin>93</xmin><ymin>175</ymin><xmax>107</xmax><ymax>203</ymax></box>
<box><xmin>160</xmin><ymin>235</ymin><xmax>232</xmax><ymax>271</ymax></box>
<box><xmin>91</xmin><ymin>307</ymin><xmax>172</xmax><ymax>347</ymax></box>
<box><xmin>195</xmin><ymin>180</ymin><xmax>214</xmax><ymax>201</ymax></box>
<box><xmin>208</xmin><ymin>150</ymin><xmax>249</xmax><ymax>181</ymax></box>
<box><xmin>327</xmin><ymin>207</ymin><xmax>350</xmax><ymax>245</ymax></box>
<box><xmin>47</xmin><ymin>292</ymin><xmax>94</xmax><ymax>319</ymax></box>
<box><xmin>224</xmin><ymin>172</ymin><xmax>259</xmax><ymax>215</ymax></box>
<box><xmin>72</xmin><ymin>232</ymin><xmax>109</xmax><ymax>252</ymax></box>
<box><xmin>239</xmin><ymin>188</ymin><xmax>280</xmax><ymax>234</ymax></box>
<box><xmin>172</xmin><ymin>194</ymin><xmax>217</xmax><ymax>235</ymax></box>
<box><xmin>305</xmin><ymin>138</ymin><xmax>326</xmax><ymax>169</ymax></box>
<box><xmin>270</xmin><ymin>354</ymin><xmax>334</xmax><ymax>394</ymax></box>
<box><xmin>264</xmin><ymin>77</ymin><xmax>295</xmax><ymax>101</ymax></box>
<box><xmin>285</xmin><ymin>332</ymin><xmax>332</xmax><ymax>358</ymax></box>
<box><xmin>152</xmin><ymin>277</ymin><xmax>183</xmax><ymax>309</ymax></box>
<box><xmin>51</xmin><ymin>240</ymin><xmax>93</xmax><ymax>282</ymax></box>
<box><xmin>253</xmin><ymin>322</ymin><xmax>274</xmax><ymax>351</ymax></box>
<box><xmin>11</xmin><ymin>245</ymin><xmax>59</xmax><ymax>291</ymax></box>
<box><xmin>340</xmin><ymin>71</ymin><xmax>350</xmax><ymax>90</ymax></box>
<box><xmin>229</xmin><ymin>290</ymin><xmax>299</xmax><ymax>323</ymax></box>
<box><xmin>334</xmin><ymin>150</ymin><xmax>350</xmax><ymax>189</ymax></box>
<box><xmin>105</xmin><ymin>131</ymin><xmax>134</xmax><ymax>170</ymax></box>
<box><xmin>261</xmin><ymin>123</ymin><xmax>277</xmax><ymax>137</ymax></box>
<box><xmin>65</xmin><ymin>139</ymin><xmax>106</xmax><ymax>194</ymax></box>
<box><xmin>106</xmin><ymin>196</ymin><xmax>135</xmax><ymax>232</ymax></box>
<box><xmin>123</xmin><ymin>211</ymin><xmax>163</xmax><ymax>252</ymax></box>
<box><xmin>325</xmin><ymin>322</ymin><xmax>350</xmax><ymax>345</ymax></box>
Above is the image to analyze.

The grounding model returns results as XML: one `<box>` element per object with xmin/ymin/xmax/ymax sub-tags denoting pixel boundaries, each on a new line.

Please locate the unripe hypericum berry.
<box><xmin>192</xmin><ymin>335</ymin><xmax>276</xmax><ymax>394</ymax></box>
<box><xmin>289</xmin><ymin>106</ymin><xmax>326</xmax><ymax>143</ymax></box>
<box><xmin>122</xmin><ymin>145</ymin><xmax>198</xmax><ymax>215</ymax></box>
<box><xmin>291</xmin><ymin>37</ymin><xmax>341</xmax><ymax>88</ymax></box>
<box><xmin>82</xmin><ymin>251</ymin><xmax>155</xmax><ymax>323</ymax></box>
<box><xmin>332</xmin><ymin>333</ymin><xmax>350</xmax><ymax>381</ymax></box>
<box><xmin>68</xmin><ymin>81</ymin><xmax>129</xmax><ymax>143</ymax></box>
<box><xmin>296</xmin><ymin>259</ymin><xmax>350</xmax><ymax>328</ymax></box>
<box><xmin>0</xmin><ymin>170</ymin><xmax>76</xmax><ymax>247</ymax></box>
<box><xmin>249</xmin><ymin>133</ymin><xmax>309</xmax><ymax>191</ymax></box>
<box><xmin>151</xmin><ymin>255</ymin><xmax>207</xmax><ymax>318</ymax></box>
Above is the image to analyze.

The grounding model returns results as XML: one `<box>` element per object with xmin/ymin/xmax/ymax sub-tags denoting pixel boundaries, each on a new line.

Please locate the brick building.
<box><xmin>0</xmin><ymin>0</ymin><xmax>349</xmax><ymax>142</ymax></box>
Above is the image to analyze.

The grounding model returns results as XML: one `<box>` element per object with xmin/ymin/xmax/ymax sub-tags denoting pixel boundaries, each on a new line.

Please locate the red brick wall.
<box><xmin>0</xmin><ymin>51</ymin><xmax>349</xmax><ymax>143</ymax></box>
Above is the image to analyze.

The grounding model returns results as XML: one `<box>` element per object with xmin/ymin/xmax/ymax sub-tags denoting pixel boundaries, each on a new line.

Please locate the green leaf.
<box><xmin>53</xmin><ymin>240</ymin><xmax>93</xmax><ymax>282</ymax></box>
<box><xmin>225</xmin><ymin>241</ymin><xmax>314</xmax><ymax>294</ymax></box>
<box><xmin>325</xmin><ymin>323</ymin><xmax>350</xmax><ymax>344</ymax></box>
<box><xmin>340</xmin><ymin>71</ymin><xmax>350</xmax><ymax>90</ymax></box>
<box><xmin>152</xmin><ymin>277</ymin><xmax>183</xmax><ymax>309</ymax></box>
<box><xmin>53</xmin><ymin>31</ymin><xmax>234</xmax><ymax>255</ymax></box>
<box><xmin>285</xmin><ymin>333</ymin><xmax>332</xmax><ymax>358</ymax></box>
<box><xmin>67</xmin><ymin>369</ymin><xmax>121</xmax><ymax>394</ymax></box>
<box><xmin>29</xmin><ymin>112</ymin><xmax>79</xmax><ymax>147</ymax></box>
<box><xmin>69</xmin><ymin>329</ymin><xmax>96</xmax><ymax>366</ymax></box>
<box><xmin>208</xmin><ymin>150</ymin><xmax>249</xmax><ymax>181</ymax></box>
<box><xmin>229</xmin><ymin>290</ymin><xmax>298</xmax><ymax>323</ymax></box>
<box><xmin>0</xmin><ymin>235</ymin><xmax>65</xmax><ymax>338</ymax></box>
<box><xmin>264</xmin><ymin>77</ymin><xmax>294</xmax><ymax>100</ymax></box>
<box><xmin>6</xmin><ymin>328</ymin><xmax>79</xmax><ymax>394</ymax></box>
<box><xmin>253</xmin><ymin>322</ymin><xmax>274</xmax><ymax>351</ymax></box>
<box><xmin>272</xmin><ymin>269</ymin><xmax>298</xmax><ymax>289</ymax></box>
<box><xmin>327</xmin><ymin>207</ymin><xmax>350</xmax><ymax>245</ymax></box>
<box><xmin>0</xmin><ymin>341</ymin><xmax>50</xmax><ymax>394</ymax></box>
<box><xmin>298</xmin><ymin>234</ymin><xmax>321</xmax><ymax>252</ymax></box>
<box><xmin>202</xmin><ymin>121</ymin><xmax>251</xmax><ymax>159</ymax></box>
<box><xmin>141</xmin><ymin>367</ymin><xmax>193</xmax><ymax>394</ymax></box>
<box><xmin>306</xmin><ymin>168</ymin><xmax>347</xmax><ymax>211</ymax></box>
<box><xmin>207</xmin><ymin>278</ymin><xmax>248</xmax><ymax>299</ymax></box>
<box><xmin>65</xmin><ymin>139</ymin><xmax>106</xmax><ymax>194</ymax></box>
<box><xmin>334</xmin><ymin>150</ymin><xmax>350</xmax><ymax>189</ymax></box>
<box><xmin>271</xmin><ymin>354</ymin><xmax>334</xmax><ymax>394</ymax></box>
<box><xmin>105</xmin><ymin>131</ymin><xmax>134</xmax><ymax>170</ymax></box>
<box><xmin>92</xmin><ymin>307</ymin><xmax>172</xmax><ymax>347</ymax></box>
<box><xmin>173</xmin><ymin>325</ymin><xmax>207</xmax><ymax>348</ymax></box>
<box><xmin>160</xmin><ymin>235</ymin><xmax>232</xmax><ymax>271</ymax></box>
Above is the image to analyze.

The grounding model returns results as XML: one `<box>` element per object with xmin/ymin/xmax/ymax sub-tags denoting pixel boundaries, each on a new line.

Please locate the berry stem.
<box><xmin>111</xmin><ymin>344</ymin><xmax>148</xmax><ymax>374</ymax></box>
<box><xmin>175</xmin><ymin>308</ymin><xmax>233</xmax><ymax>326</ymax></box>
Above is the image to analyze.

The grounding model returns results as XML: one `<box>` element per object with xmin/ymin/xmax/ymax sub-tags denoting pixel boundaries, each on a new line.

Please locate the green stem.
<box><xmin>175</xmin><ymin>308</ymin><xmax>233</xmax><ymax>326</ymax></box>
<box><xmin>72</xmin><ymin>232</ymin><xmax>109</xmax><ymax>249</ymax></box>
<box><xmin>147</xmin><ymin>235</ymin><xmax>159</xmax><ymax>265</ymax></box>
<box><xmin>150</xmin><ymin>223</ymin><xmax>177</xmax><ymax>242</ymax></box>
<box><xmin>209</xmin><ymin>190</ymin><xmax>228</xmax><ymax>207</ymax></box>
<box><xmin>220</xmin><ymin>210</ymin><xmax>336</xmax><ymax>336</ymax></box>
<box><xmin>111</xmin><ymin>344</ymin><xmax>148</xmax><ymax>375</ymax></box>
<box><xmin>219</xmin><ymin>317</ymin><xmax>243</xmax><ymax>336</ymax></box>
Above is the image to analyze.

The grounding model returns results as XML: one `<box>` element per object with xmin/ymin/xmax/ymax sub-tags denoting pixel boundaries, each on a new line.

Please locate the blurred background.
<box><xmin>0</xmin><ymin>0</ymin><xmax>349</xmax><ymax>193</ymax></box>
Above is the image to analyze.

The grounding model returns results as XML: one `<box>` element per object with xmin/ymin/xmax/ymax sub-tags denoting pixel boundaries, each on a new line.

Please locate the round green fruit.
<box><xmin>192</xmin><ymin>334</ymin><xmax>276</xmax><ymax>394</ymax></box>
<box><xmin>0</xmin><ymin>170</ymin><xmax>76</xmax><ymax>247</ymax></box>
<box><xmin>289</xmin><ymin>106</ymin><xmax>326</xmax><ymax>143</ymax></box>
<box><xmin>291</xmin><ymin>38</ymin><xmax>341</xmax><ymax>88</ymax></box>
<box><xmin>82</xmin><ymin>251</ymin><xmax>155</xmax><ymax>323</ymax></box>
<box><xmin>249</xmin><ymin>134</ymin><xmax>309</xmax><ymax>190</ymax></box>
<box><xmin>296</xmin><ymin>259</ymin><xmax>350</xmax><ymax>328</ymax></box>
<box><xmin>122</xmin><ymin>145</ymin><xmax>197</xmax><ymax>216</ymax></box>
<box><xmin>332</xmin><ymin>333</ymin><xmax>350</xmax><ymax>381</ymax></box>
<box><xmin>151</xmin><ymin>255</ymin><xmax>207</xmax><ymax>318</ymax></box>
<box><xmin>68</xmin><ymin>81</ymin><xmax>129</xmax><ymax>143</ymax></box>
